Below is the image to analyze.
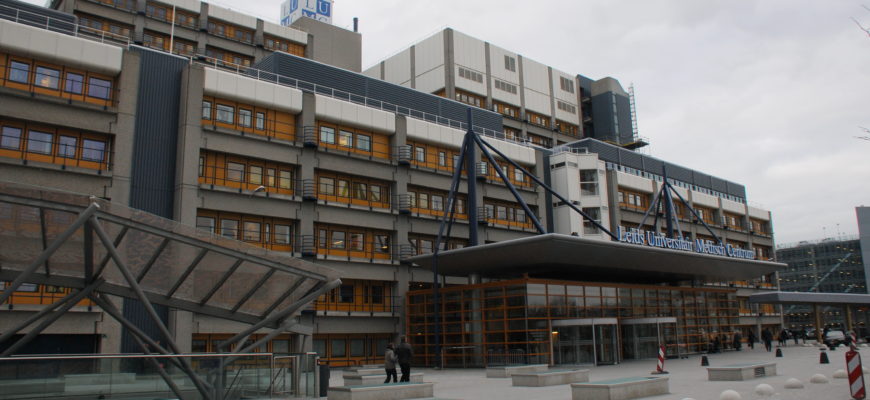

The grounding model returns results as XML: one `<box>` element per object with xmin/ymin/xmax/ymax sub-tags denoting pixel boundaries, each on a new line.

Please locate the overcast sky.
<box><xmin>26</xmin><ymin>0</ymin><xmax>870</xmax><ymax>245</ymax></box>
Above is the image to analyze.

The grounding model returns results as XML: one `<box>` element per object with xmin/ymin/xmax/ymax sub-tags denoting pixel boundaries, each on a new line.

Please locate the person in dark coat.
<box><xmin>778</xmin><ymin>329</ymin><xmax>789</xmax><ymax>346</ymax></box>
<box><xmin>747</xmin><ymin>330</ymin><xmax>756</xmax><ymax>350</ymax></box>
<box><xmin>733</xmin><ymin>331</ymin><xmax>742</xmax><ymax>351</ymax></box>
<box><xmin>396</xmin><ymin>336</ymin><xmax>413</xmax><ymax>382</ymax></box>
<box><xmin>762</xmin><ymin>328</ymin><xmax>773</xmax><ymax>352</ymax></box>
<box><xmin>383</xmin><ymin>344</ymin><xmax>398</xmax><ymax>383</ymax></box>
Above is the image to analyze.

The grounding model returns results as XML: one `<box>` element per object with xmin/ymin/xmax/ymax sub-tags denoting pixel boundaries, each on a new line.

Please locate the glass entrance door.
<box><xmin>595</xmin><ymin>324</ymin><xmax>618</xmax><ymax>365</ymax></box>
<box><xmin>553</xmin><ymin>322</ymin><xmax>618</xmax><ymax>366</ymax></box>
<box><xmin>621</xmin><ymin>321</ymin><xmax>680</xmax><ymax>360</ymax></box>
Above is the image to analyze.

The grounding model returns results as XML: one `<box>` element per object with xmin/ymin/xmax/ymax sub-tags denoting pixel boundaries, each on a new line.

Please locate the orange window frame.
<box><xmin>408</xmin><ymin>186</ymin><xmax>467</xmax><ymax>220</ymax></box>
<box><xmin>202</xmin><ymin>96</ymin><xmax>296</xmax><ymax>141</ymax></box>
<box><xmin>199</xmin><ymin>151</ymin><xmax>295</xmax><ymax>196</ymax></box>
<box><xmin>316</xmin><ymin>121</ymin><xmax>390</xmax><ymax>160</ymax></box>
<box><xmin>0</xmin><ymin>119</ymin><xmax>111</xmax><ymax>170</ymax></box>
<box><xmin>197</xmin><ymin>209</ymin><xmax>294</xmax><ymax>252</ymax></box>
<box><xmin>315</xmin><ymin>223</ymin><xmax>391</xmax><ymax>260</ymax></box>
<box><xmin>315</xmin><ymin>171</ymin><xmax>390</xmax><ymax>209</ymax></box>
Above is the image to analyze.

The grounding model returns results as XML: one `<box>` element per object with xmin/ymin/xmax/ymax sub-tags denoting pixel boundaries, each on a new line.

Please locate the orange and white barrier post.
<box><xmin>847</xmin><ymin>349</ymin><xmax>866</xmax><ymax>400</ymax></box>
<box><xmin>652</xmin><ymin>345</ymin><xmax>669</xmax><ymax>374</ymax></box>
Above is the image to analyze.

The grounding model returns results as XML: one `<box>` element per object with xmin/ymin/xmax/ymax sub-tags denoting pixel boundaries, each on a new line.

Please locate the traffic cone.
<box><xmin>820</xmin><ymin>350</ymin><xmax>830</xmax><ymax>364</ymax></box>
<box><xmin>701</xmin><ymin>355</ymin><xmax>709</xmax><ymax>366</ymax></box>
<box><xmin>775</xmin><ymin>348</ymin><xmax>783</xmax><ymax>357</ymax></box>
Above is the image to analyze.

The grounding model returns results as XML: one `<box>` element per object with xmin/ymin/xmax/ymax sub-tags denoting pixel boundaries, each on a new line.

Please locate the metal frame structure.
<box><xmin>0</xmin><ymin>182</ymin><xmax>340</xmax><ymax>399</ymax></box>
<box><xmin>426</xmin><ymin>109</ymin><xmax>619</xmax><ymax>366</ymax></box>
<box><xmin>635</xmin><ymin>167</ymin><xmax>724</xmax><ymax>246</ymax></box>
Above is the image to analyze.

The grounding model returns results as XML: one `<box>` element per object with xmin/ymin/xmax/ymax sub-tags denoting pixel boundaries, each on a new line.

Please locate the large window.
<box><xmin>35</xmin><ymin>66</ymin><xmax>60</xmax><ymax>89</ymax></box>
<box><xmin>57</xmin><ymin>136</ymin><xmax>77</xmax><ymax>158</ymax></box>
<box><xmin>216</xmin><ymin>104</ymin><xmax>234</xmax><ymax>124</ymax></box>
<box><xmin>583</xmin><ymin>207</ymin><xmax>601</xmax><ymax>234</ymax></box>
<box><xmin>339</xmin><ymin>130</ymin><xmax>353</xmax><ymax>147</ymax></box>
<box><xmin>9</xmin><ymin>61</ymin><xmax>29</xmax><ymax>83</ymax></box>
<box><xmin>580</xmin><ymin>169</ymin><xmax>598</xmax><ymax>196</ymax></box>
<box><xmin>64</xmin><ymin>73</ymin><xmax>84</xmax><ymax>94</ymax></box>
<box><xmin>320</xmin><ymin>126</ymin><xmax>336</xmax><ymax>144</ymax></box>
<box><xmin>82</xmin><ymin>139</ymin><xmax>106</xmax><ymax>162</ymax></box>
<box><xmin>0</xmin><ymin>126</ymin><xmax>22</xmax><ymax>150</ymax></box>
<box><xmin>26</xmin><ymin>131</ymin><xmax>53</xmax><ymax>154</ymax></box>
<box><xmin>87</xmin><ymin>77</ymin><xmax>112</xmax><ymax>100</ymax></box>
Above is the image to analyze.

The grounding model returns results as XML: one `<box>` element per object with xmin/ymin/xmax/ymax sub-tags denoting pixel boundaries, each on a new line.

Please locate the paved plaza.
<box><xmin>331</xmin><ymin>343</ymin><xmax>865</xmax><ymax>399</ymax></box>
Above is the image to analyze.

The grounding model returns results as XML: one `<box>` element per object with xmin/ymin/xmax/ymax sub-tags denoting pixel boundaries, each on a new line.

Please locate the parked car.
<box><xmin>825</xmin><ymin>330</ymin><xmax>846</xmax><ymax>347</ymax></box>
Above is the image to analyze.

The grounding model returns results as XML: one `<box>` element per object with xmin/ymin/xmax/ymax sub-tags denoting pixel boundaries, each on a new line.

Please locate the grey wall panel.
<box><xmin>615</xmin><ymin>95</ymin><xmax>633</xmax><ymax>144</ymax></box>
<box><xmin>590</xmin><ymin>93</ymin><xmax>615</xmax><ymax>142</ymax></box>
<box><xmin>710</xmin><ymin>177</ymin><xmax>728</xmax><ymax>193</ymax></box>
<box><xmin>618</xmin><ymin>148</ymin><xmax>643</xmax><ymax>170</ymax></box>
<box><xmin>254</xmin><ymin>53</ymin><xmax>503</xmax><ymax>133</ymax></box>
<box><xmin>125</xmin><ymin>47</ymin><xmax>187</xmax><ymax>353</ymax></box>
<box><xmin>0</xmin><ymin>0</ymin><xmax>75</xmax><ymax>34</ymax></box>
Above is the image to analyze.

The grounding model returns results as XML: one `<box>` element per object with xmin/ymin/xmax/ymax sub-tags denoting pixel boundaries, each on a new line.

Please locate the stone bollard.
<box><xmin>833</xmin><ymin>369</ymin><xmax>848</xmax><ymax>379</ymax></box>
<box><xmin>719</xmin><ymin>389</ymin><xmax>742</xmax><ymax>400</ymax></box>
<box><xmin>784</xmin><ymin>378</ymin><xmax>804</xmax><ymax>389</ymax></box>
<box><xmin>810</xmin><ymin>374</ymin><xmax>829</xmax><ymax>384</ymax></box>
<box><xmin>754</xmin><ymin>383</ymin><xmax>775</xmax><ymax>397</ymax></box>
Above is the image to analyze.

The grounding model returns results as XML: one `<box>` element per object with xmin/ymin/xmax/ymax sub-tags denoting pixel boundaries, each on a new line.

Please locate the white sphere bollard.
<box><xmin>833</xmin><ymin>369</ymin><xmax>848</xmax><ymax>379</ymax></box>
<box><xmin>784</xmin><ymin>378</ymin><xmax>804</xmax><ymax>389</ymax></box>
<box><xmin>681</xmin><ymin>398</ymin><xmax>697</xmax><ymax>400</ymax></box>
<box><xmin>810</xmin><ymin>374</ymin><xmax>829</xmax><ymax>384</ymax></box>
<box><xmin>864</xmin><ymin>366</ymin><xmax>870</xmax><ymax>375</ymax></box>
<box><xmin>754</xmin><ymin>383</ymin><xmax>775</xmax><ymax>397</ymax></box>
<box><xmin>719</xmin><ymin>389</ymin><xmax>742</xmax><ymax>400</ymax></box>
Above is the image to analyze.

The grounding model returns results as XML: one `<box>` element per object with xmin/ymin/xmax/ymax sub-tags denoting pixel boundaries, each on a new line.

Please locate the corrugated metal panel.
<box><xmin>710</xmin><ymin>177</ymin><xmax>728</xmax><ymax>193</ymax></box>
<box><xmin>0</xmin><ymin>0</ymin><xmax>76</xmax><ymax>34</ymax></box>
<box><xmin>728</xmin><ymin>182</ymin><xmax>746</xmax><ymax>198</ymax></box>
<box><xmin>692</xmin><ymin>171</ymin><xmax>713</xmax><ymax>189</ymax></box>
<box><xmin>124</xmin><ymin>48</ymin><xmax>186</xmax><ymax>353</ymax></box>
<box><xmin>643</xmin><ymin>157</ymin><xmax>663</xmax><ymax>175</ymax></box>
<box><xmin>255</xmin><ymin>53</ymin><xmax>503</xmax><ymax>133</ymax></box>
<box><xmin>618</xmin><ymin>148</ymin><xmax>643</xmax><ymax>170</ymax></box>
<box><xmin>615</xmin><ymin>95</ymin><xmax>633</xmax><ymax>144</ymax></box>
<box><xmin>590</xmin><ymin>93</ymin><xmax>615</xmax><ymax>141</ymax></box>
<box><xmin>666</xmin><ymin>163</ymin><xmax>693</xmax><ymax>182</ymax></box>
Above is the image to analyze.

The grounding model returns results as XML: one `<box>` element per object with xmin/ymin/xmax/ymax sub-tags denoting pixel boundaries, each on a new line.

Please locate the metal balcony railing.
<box><xmin>297</xmin><ymin>235</ymin><xmax>394</xmax><ymax>261</ymax></box>
<box><xmin>300</xmin><ymin>179</ymin><xmax>316</xmax><ymax>201</ymax></box>
<box><xmin>309</xmin><ymin>294</ymin><xmax>402</xmax><ymax>315</ymax></box>
<box><xmin>302</xmin><ymin>126</ymin><xmax>318</xmax><ymax>148</ymax></box>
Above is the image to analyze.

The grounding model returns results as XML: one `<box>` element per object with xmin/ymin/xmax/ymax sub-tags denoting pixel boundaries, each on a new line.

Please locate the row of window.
<box><xmin>145</xmin><ymin>2</ymin><xmax>199</xmax><ymax>28</ymax></box>
<box><xmin>264</xmin><ymin>36</ymin><xmax>306</xmax><ymax>57</ymax></box>
<box><xmin>408</xmin><ymin>235</ymin><xmax>467</xmax><ymax>255</ymax></box>
<box><xmin>205</xmin><ymin>47</ymin><xmax>253</xmax><ymax>67</ymax></box>
<box><xmin>315</xmin><ymin>224</ymin><xmax>391</xmax><ymax>257</ymax></box>
<box><xmin>316</xmin><ymin>173</ymin><xmax>389</xmax><ymax>205</ymax></box>
<box><xmin>319</xmin><ymin>279</ymin><xmax>392</xmax><ymax>307</ymax></box>
<box><xmin>202</xmin><ymin>96</ymin><xmax>296</xmax><ymax>141</ymax></box>
<box><xmin>196</xmin><ymin>210</ymin><xmax>293</xmax><ymax>250</ymax></box>
<box><xmin>0</xmin><ymin>120</ymin><xmax>110</xmax><ymax>170</ymax></box>
<box><xmin>78</xmin><ymin>14</ymin><xmax>131</xmax><ymax>40</ymax></box>
<box><xmin>483</xmin><ymin>200</ymin><xmax>533</xmax><ymax>227</ymax></box>
<box><xmin>457</xmin><ymin>66</ymin><xmax>483</xmax><ymax>83</ymax></box>
<box><xmin>494</xmin><ymin>101</ymin><xmax>519</xmax><ymax>118</ymax></box>
<box><xmin>407</xmin><ymin>186</ymin><xmax>466</xmax><ymax>216</ymax></box>
<box><xmin>199</xmin><ymin>151</ymin><xmax>295</xmax><ymax>195</ymax></box>
<box><xmin>559</xmin><ymin>76</ymin><xmax>575</xmax><ymax>94</ymax></box>
<box><xmin>454</xmin><ymin>90</ymin><xmax>484</xmax><ymax>108</ymax></box>
<box><xmin>319</xmin><ymin>125</ymin><xmax>372</xmax><ymax>152</ymax></box>
<box><xmin>207</xmin><ymin>20</ymin><xmax>254</xmax><ymax>44</ymax></box>
<box><xmin>1</xmin><ymin>53</ymin><xmax>114</xmax><ymax>105</ymax></box>
<box><xmin>557</xmin><ymin>100</ymin><xmax>577</xmax><ymax>114</ymax></box>
<box><xmin>494</xmin><ymin>79</ymin><xmax>517</xmax><ymax>95</ymax></box>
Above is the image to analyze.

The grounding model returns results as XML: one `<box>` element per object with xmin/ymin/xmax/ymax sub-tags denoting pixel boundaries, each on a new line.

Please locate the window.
<box><xmin>370</xmin><ymin>185</ymin><xmax>382</xmax><ymax>202</ymax></box>
<box><xmin>87</xmin><ymin>77</ymin><xmax>112</xmax><ymax>100</ymax></box>
<box><xmin>408</xmin><ymin>191</ymin><xmax>416</xmax><ymax>208</ymax></box>
<box><xmin>339</xmin><ymin>130</ymin><xmax>353</xmax><ymax>147</ymax></box>
<box><xmin>337</xmin><ymin>180</ymin><xmax>349</xmax><ymax>197</ymax></box>
<box><xmin>485</xmin><ymin>204</ymin><xmax>494</xmax><ymax>219</ymax></box>
<box><xmin>35</xmin><ymin>66</ymin><xmax>60</xmax><ymax>89</ymax></box>
<box><xmin>514</xmin><ymin>168</ymin><xmax>525</xmax><ymax>183</ymax></box>
<box><xmin>415</xmin><ymin>146</ymin><xmax>425</xmax><ymax>162</ymax></box>
<box><xmin>557</xmin><ymin>100</ymin><xmax>577</xmax><ymax>114</ymax></box>
<box><xmin>248</xmin><ymin>165</ymin><xmax>263</xmax><ymax>185</ymax></box>
<box><xmin>353</xmin><ymin>182</ymin><xmax>367</xmax><ymax>200</ymax></box>
<box><xmin>331</xmin><ymin>339</ymin><xmax>346</xmax><ymax>356</ymax></box>
<box><xmin>319</xmin><ymin>177</ymin><xmax>334</xmax><ymax>195</ymax></box>
<box><xmin>496</xmin><ymin>206</ymin><xmax>507</xmax><ymax>220</ymax></box>
<box><xmin>331</xmin><ymin>231</ymin><xmax>346</xmax><ymax>249</ymax></box>
<box><xmin>369</xmin><ymin>285</ymin><xmax>384</xmax><ymax>304</ymax></box>
<box><xmin>583</xmin><ymin>207</ymin><xmax>601</xmax><ymax>234</ymax></box>
<box><xmin>26</xmin><ymin>130</ymin><xmax>53</xmax><ymax>154</ymax></box>
<box><xmin>515</xmin><ymin>208</ymin><xmax>526</xmax><ymax>223</ymax></box>
<box><xmin>196</xmin><ymin>217</ymin><xmax>215</xmax><ymax>233</ymax></box>
<box><xmin>82</xmin><ymin>139</ymin><xmax>106</xmax><ymax>162</ymax></box>
<box><xmin>419</xmin><ymin>193</ymin><xmax>429</xmax><ymax>209</ymax></box>
<box><xmin>320</xmin><ymin>126</ymin><xmax>335</xmax><ymax>144</ymax></box>
<box><xmin>227</xmin><ymin>162</ymin><xmax>244</xmax><ymax>181</ymax></box>
<box><xmin>238</xmin><ymin>109</ymin><xmax>252</xmax><ymax>127</ymax></box>
<box><xmin>318</xmin><ymin>229</ymin><xmax>327</xmax><ymax>248</ymax></box>
<box><xmin>494</xmin><ymin>79</ymin><xmax>518</xmax><ymax>94</ymax></box>
<box><xmin>580</xmin><ymin>169</ymin><xmax>598</xmax><ymax>195</ymax></box>
<box><xmin>455</xmin><ymin>198</ymin><xmax>465</xmax><ymax>214</ymax></box>
<box><xmin>350</xmin><ymin>232</ymin><xmax>364</xmax><ymax>251</ymax></box>
<box><xmin>202</xmin><ymin>101</ymin><xmax>212</xmax><ymax>120</ymax></box>
<box><xmin>255</xmin><ymin>112</ymin><xmax>265</xmax><ymax>130</ymax></box>
<box><xmin>350</xmin><ymin>339</ymin><xmax>365</xmax><ymax>357</ymax></box>
<box><xmin>216</xmin><ymin>104</ymin><xmax>234</xmax><ymax>124</ymax></box>
<box><xmin>339</xmin><ymin>285</ymin><xmax>354</xmax><ymax>303</ymax></box>
<box><xmin>220</xmin><ymin>219</ymin><xmax>239</xmax><ymax>239</ymax></box>
<box><xmin>457</xmin><ymin>66</ymin><xmax>483</xmax><ymax>83</ymax></box>
<box><xmin>9</xmin><ymin>61</ymin><xmax>29</xmax><ymax>83</ymax></box>
<box><xmin>431</xmin><ymin>195</ymin><xmax>443</xmax><ymax>211</ymax></box>
<box><xmin>58</xmin><ymin>136</ymin><xmax>77</xmax><ymax>158</ymax></box>
<box><xmin>374</xmin><ymin>234</ymin><xmax>389</xmax><ymax>253</ymax></box>
<box><xmin>278</xmin><ymin>170</ymin><xmax>292</xmax><ymax>189</ymax></box>
<box><xmin>504</xmin><ymin>55</ymin><xmax>516</xmax><ymax>72</ymax></box>
<box><xmin>438</xmin><ymin>151</ymin><xmax>447</xmax><ymax>167</ymax></box>
<box><xmin>1</xmin><ymin>126</ymin><xmax>22</xmax><ymax>150</ymax></box>
<box><xmin>560</xmin><ymin>76</ymin><xmax>575</xmax><ymax>93</ymax></box>
<box><xmin>64</xmin><ymin>73</ymin><xmax>84</xmax><ymax>94</ymax></box>
<box><xmin>357</xmin><ymin>134</ymin><xmax>371</xmax><ymax>152</ymax></box>
<box><xmin>274</xmin><ymin>224</ymin><xmax>291</xmax><ymax>244</ymax></box>
<box><xmin>242</xmin><ymin>221</ymin><xmax>261</xmax><ymax>242</ymax></box>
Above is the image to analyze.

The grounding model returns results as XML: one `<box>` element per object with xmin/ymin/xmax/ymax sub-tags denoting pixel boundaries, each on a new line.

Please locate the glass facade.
<box><xmin>406</xmin><ymin>278</ymin><xmax>739</xmax><ymax>367</ymax></box>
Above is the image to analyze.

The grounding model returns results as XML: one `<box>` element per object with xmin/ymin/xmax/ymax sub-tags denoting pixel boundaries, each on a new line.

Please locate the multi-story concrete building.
<box><xmin>859</xmin><ymin>206</ymin><xmax>870</xmax><ymax>290</ymax></box>
<box><xmin>0</xmin><ymin>0</ymin><xmax>780</xmax><ymax>366</ymax></box>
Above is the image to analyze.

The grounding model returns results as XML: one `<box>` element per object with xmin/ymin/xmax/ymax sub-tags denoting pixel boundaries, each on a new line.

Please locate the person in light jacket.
<box><xmin>383</xmin><ymin>343</ymin><xmax>398</xmax><ymax>383</ymax></box>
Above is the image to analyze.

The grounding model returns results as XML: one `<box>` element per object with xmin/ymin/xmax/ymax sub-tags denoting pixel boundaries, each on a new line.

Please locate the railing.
<box><xmin>0</xmin><ymin>353</ymin><xmax>288</xmax><ymax>399</ymax></box>
<box><xmin>477</xmin><ymin>207</ymin><xmax>535</xmax><ymax>230</ymax></box>
<box><xmin>304</xmin><ymin>180</ymin><xmax>392</xmax><ymax>210</ymax></box>
<box><xmin>0</xmin><ymin>4</ymin><xmax>132</xmax><ymax>47</ymax></box>
<box><xmin>300</xmin><ymin>125</ymin><xmax>394</xmax><ymax>160</ymax></box>
<box><xmin>776</xmin><ymin>234</ymin><xmax>860</xmax><ymax>250</ymax></box>
<box><xmin>0</xmin><ymin>58</ymin><xmax>120</xmax><ymax>109</ymax></box>
<box><xmin>0</xmin><ymin>283</ymin><xmax>94</xmax><ymax>307</ymax></box>
<box><xmin>201</xmin><ymin>109</ymin><xmax>296</xmax><ymax>142</ymax></box>
<box><xmin>86</xmin><ymin>0</ymin><xmax>136</xmax><ymax>13</ymax></box>
<box><xmin>310</xmin><ymin>294</ymin><xmax>401</xmax><ymax>314</ymax></box>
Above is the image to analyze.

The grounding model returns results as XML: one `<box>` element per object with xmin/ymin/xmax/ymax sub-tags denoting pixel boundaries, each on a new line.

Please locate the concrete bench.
<box><xmin>0</xmin><ymin>379</ymin><xmax>65</xmax><ymax>396</ymax></box>
<box><xmin>485</xmin><ymin>364</ymin><xmax>549</xmax><ymax>378</ymax></box>
<box><xmin>343</xmin><ymin>365</ymin><xmax>387</xmax><ymax>378</ymax></box>
<box><xmin>511</xmin><ymin>368</ymin><xmax>590</xmax><ymax>387</ymax></box>
<box><xmin>344</xmin><ymin>372</ymin><xmax>424</xmax><ymax>386</ymax></box>
<box><xmin>327</xmin><ymin>382</ymin><xmax>434</xmax><ymax>400</ymax></box>
<box><xmin>707</xmin><ymin>362</ymin><xmax>777</xmax><ymax>381</ymax></box>
<box><xmin>570</xmin><ymin>376</ymin><xmax>669</xmax><ymax>400</ymax></box>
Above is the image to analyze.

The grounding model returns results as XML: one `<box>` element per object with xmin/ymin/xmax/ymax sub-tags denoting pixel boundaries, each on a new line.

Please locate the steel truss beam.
<box><xmin>0</xmin><ymin>197</ymin><xmax>335</xmax><ymax>400</ymax></box>
<box><xmin>636</xmin><ymin>167</ymin><xmax>723</xmax><ymax>245</ymax></box>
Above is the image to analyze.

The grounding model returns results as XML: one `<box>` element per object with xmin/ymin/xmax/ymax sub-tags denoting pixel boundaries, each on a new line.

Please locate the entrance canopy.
<box><xmin>408</xmin><ymin>233</ymin><xmax>783</xmax><ymax>282</ymax></box>
<box><xmin>748</xmin><ymin>291</ymin><xmax>870</xmax><ymax>306</ymax></box>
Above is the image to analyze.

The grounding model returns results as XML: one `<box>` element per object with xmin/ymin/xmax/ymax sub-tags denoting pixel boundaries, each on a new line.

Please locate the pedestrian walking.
<box><xmin>762</xmin><ymin>328</ymin><xmax>773</xmax><ymax>352</ymax></box>
<box><xmin>748</xmin><ymin>330</ymin><xmax>756</xmax><ymax>350</ymax></box>
<box><xmin>383</xmin><ymin>343</ymin><xmax>398</xmax><ymax>383</ymax></box>
<box><xmin>778</xmin><ymin>329</ymin><xmax>788</xmax><ymax>347</ymax></box>
<box><xmin>396</xmin><ymin>336</ymin><xmax>413</xmax><ymax>382</ymax></box>
<box><xmin>733</xmin><ymin>331</ymin><xmax>742</xmax><ymax>351</ymax></box>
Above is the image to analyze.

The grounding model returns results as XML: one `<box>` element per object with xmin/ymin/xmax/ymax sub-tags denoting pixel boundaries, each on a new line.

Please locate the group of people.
<box><xmin>383</xmin><ymin>336</ymin><xmax>413</xmax><ymax>384</ymax></box>
<box><xmin>706</xmin><ymin>328</ymin><xmax>796</xmax><ymax>353</ymax></box>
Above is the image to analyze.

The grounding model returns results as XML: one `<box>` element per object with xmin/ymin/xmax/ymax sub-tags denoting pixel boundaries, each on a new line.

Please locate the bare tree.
<box><xmin>857</xmin><ymin>127</ymin><xmax>870</xmax><ymax>142</ymax></box>
<box><xmin>853</xmin><ymin>5</ymin><xmax>870</xmax><ymax>36</ymax></box>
